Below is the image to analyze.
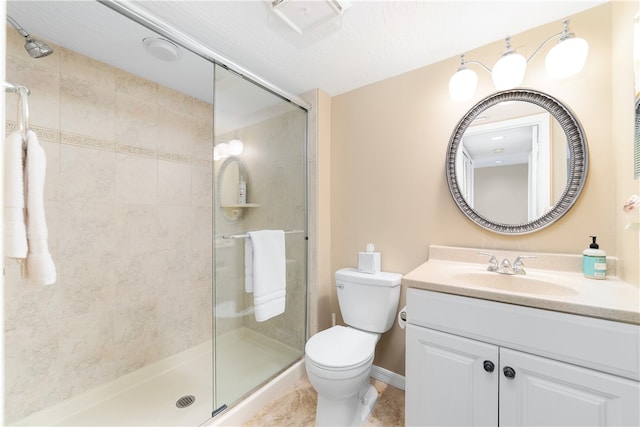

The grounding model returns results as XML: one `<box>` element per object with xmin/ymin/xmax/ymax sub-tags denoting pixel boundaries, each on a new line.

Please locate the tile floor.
<box><xmin>243</xmin><ymin>376</ymin><xmax>405</xmax><ymax>426</ymax></box>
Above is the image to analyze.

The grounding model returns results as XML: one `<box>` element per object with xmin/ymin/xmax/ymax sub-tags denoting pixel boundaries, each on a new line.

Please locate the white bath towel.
<box><xmin>3</xmin><ymin>131</ymin><xmax>28</xmax><ymax>259</ymax></box>
<box><xmin>245</xmin><ymin>230</ymin><xmax>286</xmax><ymax>322</ymax></box>
<box><xmin>25</xmin><ymin>130</ymin><xmax>56</xmax><ymax>285</ymax></box>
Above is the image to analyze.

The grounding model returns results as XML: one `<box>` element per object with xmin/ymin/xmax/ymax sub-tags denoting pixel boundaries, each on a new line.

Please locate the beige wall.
<box><xmin>304</xmin><ymin>88</ymin><xmax>335</xmax><ymax>336</ymax></box>
<box><xmin>612</xmin><ymin>1</ymin><xmax>640</xmax><ymax>286</ymax></box>
<box><xmin>329</xmin><ymin>2</ymin><xmax>639</xmax><ymax>376</ymax></box>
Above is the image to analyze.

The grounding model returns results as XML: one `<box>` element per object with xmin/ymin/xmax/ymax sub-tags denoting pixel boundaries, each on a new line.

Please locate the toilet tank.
<box><xmin>335</xmin><ymin>268</ymin><xmax>402</xmax><ymax>333</ymax></box>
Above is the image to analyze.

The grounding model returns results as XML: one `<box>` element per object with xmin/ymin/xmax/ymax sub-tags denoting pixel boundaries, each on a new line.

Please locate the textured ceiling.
<box><xmin>6</xmin><ymin>0</ymin><xmax>606</xmax><ymax>107</ymax></box>
<box><xmin>129</xmin><ymin>0</ymin><xmax>605</xmax><ymax>97</ymax></box>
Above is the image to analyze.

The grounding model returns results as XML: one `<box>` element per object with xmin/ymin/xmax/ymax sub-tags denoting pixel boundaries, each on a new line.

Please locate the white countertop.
<box><xmin>402</xmin><ymin>246</ymin><xmax>640</xmax><ymax>325</ymax></box>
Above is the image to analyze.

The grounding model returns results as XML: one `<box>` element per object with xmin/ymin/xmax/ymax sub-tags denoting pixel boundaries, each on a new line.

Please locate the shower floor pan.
<box><xmin>12</xmin><ymin>327</ymin><xmax>300</xmax><ymax>426</ymax></box>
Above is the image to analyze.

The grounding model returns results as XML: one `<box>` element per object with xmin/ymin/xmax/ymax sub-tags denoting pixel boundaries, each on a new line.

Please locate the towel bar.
<box><xmin>220</xmin><ymin>229</ymin><xmax>305</xmax><ymax>240</ymax></box>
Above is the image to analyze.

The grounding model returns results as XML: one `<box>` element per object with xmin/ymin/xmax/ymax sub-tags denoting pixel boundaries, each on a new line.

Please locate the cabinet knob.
<box><xmin>483</xmin><ymin>360</ymin><xmax>495</xmax><ymax>372</ymax></box>
<box><xmin>503</xmin><ymin>366</ymin><xmax>516</xmax><ymax>379</ymax></box>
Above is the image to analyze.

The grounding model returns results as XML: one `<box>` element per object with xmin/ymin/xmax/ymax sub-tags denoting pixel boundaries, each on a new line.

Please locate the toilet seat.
<box><xmin>305</xmin><ymin>326</ymin><xmax>377</xmax><ymax>370</ymax></box>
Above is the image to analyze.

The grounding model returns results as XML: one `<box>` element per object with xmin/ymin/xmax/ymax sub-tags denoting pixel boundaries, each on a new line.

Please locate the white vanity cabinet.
<box><xmin>405</xmin><ymin>289</ymin><xmax>640</xmax><ymax>427</ymax></box>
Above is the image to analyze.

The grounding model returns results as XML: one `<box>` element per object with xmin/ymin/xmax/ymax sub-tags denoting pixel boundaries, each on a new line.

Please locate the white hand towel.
<box><xmin>25</xmin><ymin>130</ymin><xmax>56</xmax><ymax>285</ymax></box>
<box><xmin>245</xmin><ymin>237</ymin><xmax>254</xmax><ymax>293</ymax></box>
<box><xmin>245</xmin><ymin>230</ymin><xmax>286</xmax><ymax>322</ymax></box>
<box><xmin>3</xmin><ymin>131</ymin><xmax>28</xmax><ymax>258</ymax></box>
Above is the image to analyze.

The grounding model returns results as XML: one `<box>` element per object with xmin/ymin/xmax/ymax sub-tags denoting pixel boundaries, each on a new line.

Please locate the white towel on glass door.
<box><xmin>25</xmin><ymin>130</ymin><xmax>56</xmax><ymax>285</ymax></box>
<box><xmin>245</xmin><ymin>230</ymin><xmax>286</xmax><ymax>322</ymax></box>
<box><xmin>3</xmin><ymin>131</ymin><xmax>28</xmax><ymax>259</ymax></box>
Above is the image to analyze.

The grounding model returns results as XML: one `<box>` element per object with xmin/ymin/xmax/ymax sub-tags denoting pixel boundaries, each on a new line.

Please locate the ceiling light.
<box><xmin>449</xmin><ymin>19</ymin><xmax>588</xmax><ymax>101</ymax></box>
<box><xmin>493</xmin><ymin>147</ymin><xmax>504</xmax><ymax>153</ymax></box>
<box><xmin>143</xmin><ymin>37</ymin><xmax>181</xmax><ymax>62</ymax></box>
<box><xmin>491</xmin><ymin>137</ymin><xmax>504</xmax><ymax>141</ymax></box>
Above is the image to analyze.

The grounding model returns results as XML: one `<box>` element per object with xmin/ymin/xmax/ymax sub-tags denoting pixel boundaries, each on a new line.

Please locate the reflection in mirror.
<box><xmin>217</xmin><ymin>156</ymin><xmax>248</xmax><ymax>222</ymax></box>
<box><xmin>457</xmin><ymin>105</ymin><xmax>568</xmax><ymax>224</ymax></box>
<box><xmin>447</xmin><ymin>89</ymin><xmax>588</xmax><ymax>234</ymax></box>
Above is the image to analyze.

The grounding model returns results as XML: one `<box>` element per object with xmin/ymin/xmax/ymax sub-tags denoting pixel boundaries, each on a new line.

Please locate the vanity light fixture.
<box><xmin>214</xmin><ymin>139</ymin><xmax>244</xmax><ymax>160</ymax></box>
<box><xmin>228</xmin><ymin>139</ymin><xmax>244</xmax><ymax>156</ymax></box>
<box><xmin>449</xmin><ymin>19</ymin><xmax>588</xmax><ymax>101</ymax></box>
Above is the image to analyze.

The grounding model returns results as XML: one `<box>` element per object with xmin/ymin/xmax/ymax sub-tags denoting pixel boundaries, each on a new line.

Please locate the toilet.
<box><xmin>305</xmin><ymin>268</ymin><xmax>402</xmax><ymax>426</ymax></box>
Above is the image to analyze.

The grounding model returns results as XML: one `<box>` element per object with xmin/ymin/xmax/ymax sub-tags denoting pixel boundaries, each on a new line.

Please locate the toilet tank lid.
<box><xmin>335</xmin><ymin>268</ymin><xmax>402</xmax><ymax>287</ymax></box>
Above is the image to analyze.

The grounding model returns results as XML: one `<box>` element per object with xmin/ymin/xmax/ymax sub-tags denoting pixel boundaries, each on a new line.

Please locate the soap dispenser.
<box><xmin>582</xmin><ymin>236</ymin><xmax>607</xmax><ymax>279</ymax></box>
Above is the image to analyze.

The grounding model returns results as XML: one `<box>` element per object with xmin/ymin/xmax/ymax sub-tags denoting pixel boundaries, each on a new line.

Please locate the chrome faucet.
<box><xmin>479</xmin><ymin>253</ymin><xmax>535</xmax><ymax>275</ymax></box>
<box><xmin>512</xmin><ymin>255</ymin><xmax>536</xmax><ymax>275</ymax></box>
<box><xmin>478</xmin><ymin>252</ymin><xmax>499</xmax><ymax>272</ymax></box>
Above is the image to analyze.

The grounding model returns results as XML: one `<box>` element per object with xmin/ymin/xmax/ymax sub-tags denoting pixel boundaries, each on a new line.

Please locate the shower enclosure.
<box><xmin>3</xmin><ymin>2</ymin><xmax>307</xmax><ymax>425</ymax></box>
<box><xmin>211</xmin><ymin>65</ymin><xmax>308</xmax><ymax>412</ymax></box>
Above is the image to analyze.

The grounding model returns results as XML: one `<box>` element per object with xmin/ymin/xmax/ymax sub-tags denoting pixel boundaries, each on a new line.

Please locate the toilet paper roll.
<box><xmin>398</xmin><ymin>306</ymin><xmax>407</xmax><ymax>329</ymax></box>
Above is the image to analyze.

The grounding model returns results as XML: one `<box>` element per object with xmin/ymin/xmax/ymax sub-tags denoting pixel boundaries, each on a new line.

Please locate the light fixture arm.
<box><xmin>464</xmin><ymin>59</ymin><xmax>492</xmax><ymax>73</ymax></box>
<box><xmin>457</xmin><ymin>54</ymin><xmax>492</xmax><ymax>73</ymax></box>
<box><xmin>525</xmin><ymin>19</ymin><xmax>571</xmax><ymax>64</ymax></box>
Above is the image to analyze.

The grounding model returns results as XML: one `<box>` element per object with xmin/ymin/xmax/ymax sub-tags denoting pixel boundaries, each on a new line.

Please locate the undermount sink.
<box><xmin>453</xmin><ymin>271</ymin><xmax>579</xmax><ymax>297</ymax></box>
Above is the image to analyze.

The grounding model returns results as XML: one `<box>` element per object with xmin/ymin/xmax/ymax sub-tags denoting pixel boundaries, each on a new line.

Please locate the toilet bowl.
<box><xmin>305</xmin><ymin>326</ymin><xmax>380</xmax><ymax>426</ymax></box>
<box><xmin>305</xmin><ymin>268</ymin><xmax>402</xmax><ymax>426</ymax></box>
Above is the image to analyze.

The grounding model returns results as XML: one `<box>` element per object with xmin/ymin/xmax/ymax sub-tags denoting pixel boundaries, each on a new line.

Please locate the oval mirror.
<box><xmin>217</xmin><ymin>156</ymin><xmax>248</xmax><ymax>222</ymax></box>
<box><xmin>446</xmin><ymin>89</ymin><xmax>588</xmax><ymax>234</ymax></box>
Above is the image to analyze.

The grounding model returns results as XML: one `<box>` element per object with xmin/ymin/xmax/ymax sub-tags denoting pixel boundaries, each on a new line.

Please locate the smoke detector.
<box><xmin>269</xmin><ymin>0</ymin><xmax>350</xmax><ymax>35</ymax></box>
<box><xmin>143</xmin><ymin>37</ymin><xmax>182</xmax><ymax>62</ymax></box>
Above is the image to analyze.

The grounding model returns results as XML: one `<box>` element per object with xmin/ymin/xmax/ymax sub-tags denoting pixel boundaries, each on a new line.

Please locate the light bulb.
<box><xmin>449</xmin><ymin>68</ymin><xmax>478</xmax><ymax>102</ymax></box>
<box><xmin>492</xmin><ymin>52</ymin><xmax>527</xmax><ymax>90</ymax></box>
<box><xmin>228</xmin><ymin>139</ymin><xmax>244</xmax><ymax>155</ymax></box>
<box><xmin>545</xmin><ymin>37</ymin><xmax>588</xmax><ymax>79</ymax></box>
<box><xmin>215</xmin><ymin>142</ymin><xmax>229</xmax><ymax>158</ymax></box>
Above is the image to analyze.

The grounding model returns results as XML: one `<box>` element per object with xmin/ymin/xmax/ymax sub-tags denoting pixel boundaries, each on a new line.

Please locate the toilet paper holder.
<box><xmin>398</xmin><ymin>306</ymin><xmax>407</xmax><ymax>329</ymax></box>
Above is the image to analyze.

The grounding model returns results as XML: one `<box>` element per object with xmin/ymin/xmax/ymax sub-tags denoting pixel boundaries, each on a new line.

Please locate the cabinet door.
<box><xmin>406</xmin><ymin>325</ymin><xmax>499</xmax><ymax>426</ymax></box>
<box><xmin>500</xmin><ymin>348</ymin><xmax>640</xmax><ymax>426</ymax></box>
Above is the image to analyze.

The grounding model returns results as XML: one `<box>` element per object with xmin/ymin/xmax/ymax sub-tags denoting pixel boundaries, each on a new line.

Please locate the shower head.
<box><xmin>6</xmin><ymin>15</ymin><xmax>54</xmax><ymax>58</ymax></box>
<box><xmin>23</xmin><ymin>38</ymin><xmax>54</xmax><ymax>58</ymax></box>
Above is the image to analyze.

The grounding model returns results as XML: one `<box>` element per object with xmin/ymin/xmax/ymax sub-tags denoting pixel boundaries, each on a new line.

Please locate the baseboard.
<box><xmin>371</xmin><ymin>364</ymin><xmax>405</xmax><ymax>390</ymax></box>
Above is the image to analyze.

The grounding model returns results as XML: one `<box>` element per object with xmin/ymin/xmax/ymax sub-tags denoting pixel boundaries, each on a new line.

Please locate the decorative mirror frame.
<box><xmin>446</xmin><ymin>89</ymin><xmax>588</xmax><ymax>234</ymax></box>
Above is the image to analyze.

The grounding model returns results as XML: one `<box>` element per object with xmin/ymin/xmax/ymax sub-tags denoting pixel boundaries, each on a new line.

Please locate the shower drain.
<box><xmin>176</xmin><ymin>395</ymin><xmax>196</xmax><ymax>408</ymax></box>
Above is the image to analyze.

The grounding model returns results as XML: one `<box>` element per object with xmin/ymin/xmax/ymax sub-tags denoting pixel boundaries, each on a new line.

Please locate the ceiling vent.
<box><xmin>269</xmin><ymin>0</ymin><xmax>350</xmax><ymax>35</ymax></box>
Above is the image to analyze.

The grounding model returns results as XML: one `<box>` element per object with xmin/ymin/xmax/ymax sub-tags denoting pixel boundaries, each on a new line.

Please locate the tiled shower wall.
<box><xmin>214</xmin><ymin>108</ymin><xmax>307</xmax><ymax>351</ymax></box>
<box><xmin>4</xmin><ymin>29</ymin><xmax>214</xmax><ymax>422</ymax></box>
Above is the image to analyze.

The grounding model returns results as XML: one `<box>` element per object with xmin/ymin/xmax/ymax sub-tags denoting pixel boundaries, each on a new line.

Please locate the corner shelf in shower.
<box><xmin>220</xmin><ymin>203</ymin><xmax>260</xmax><ymax>222</ymax></box>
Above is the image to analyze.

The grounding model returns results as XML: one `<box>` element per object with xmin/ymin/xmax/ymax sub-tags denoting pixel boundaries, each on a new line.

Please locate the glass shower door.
<box><xmin>212</xmin><ymin>64</ymin><xmax>308</xmax><ymax>412</ymax></box>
